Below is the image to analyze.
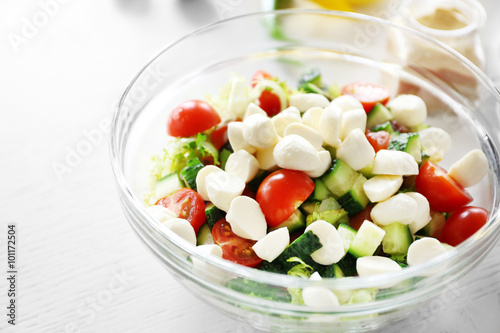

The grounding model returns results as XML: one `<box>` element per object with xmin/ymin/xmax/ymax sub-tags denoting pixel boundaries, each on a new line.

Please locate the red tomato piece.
<box><xmin>156</xmin><ymin>188</ymin><xmax>206</xmax><ymax>233</ymax></box>
<box><xmin>341</xmin><ymin>82</ymin><xmax>390</xmax><ymax>113</ymax></box>
<box><xmin>212</xmin><ymin>219</ymin><xmax>263</xmax><ymax>267</ymax></box>
<box><xmin>210</xmin><ymin>123</ymin><xmax>230</xmax><ymax>151</ymax></box>
<box><xmin>256</xmin><ymin>169</ymin><xmax>315</xmax><ymax>228</ymax></box>
<box><xmin>366</xmin><ymin>130</ymin><xmax>391</xmax><ymax>152</ymax></box>
<box><xmin>415</xmin><ymin>161</ymin><xmax>473</xmax><ymax>213</ymax></box>
<box><xmin>258</xmin><ymin>89</ymin><xmax>282</xmax><ymax>117</ymax></box>
<box><xmin>439</xmin><ymin>206</ymin><xmax>488</xmax><ymax>246</ymax></box>
<box><xmin>251</xmin><ymin>70</ymin><xmax>273</xmax><ymax>87</ymax></box>
<box><xmin>349</xmin><ymin>204</ymin><xmax>374</xmax><ymax>231</ymax></box>
<box><xmin>167</xmin><ymin>100</ymin><xmax>221</xmax><ymax>137</ymax></box>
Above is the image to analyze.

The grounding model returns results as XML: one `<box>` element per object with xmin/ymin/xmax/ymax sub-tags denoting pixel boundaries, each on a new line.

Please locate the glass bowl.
<box><xmin>110</xmin><ymin>10</ymin><xmax>500</xmax><ymax>333</ymax></box>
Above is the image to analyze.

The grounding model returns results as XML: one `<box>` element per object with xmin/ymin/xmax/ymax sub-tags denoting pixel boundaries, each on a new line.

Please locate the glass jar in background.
<box><xmin>401</xmin><ymin>0</ymin><xmax>486</xmax><ymax>69</ymax></box>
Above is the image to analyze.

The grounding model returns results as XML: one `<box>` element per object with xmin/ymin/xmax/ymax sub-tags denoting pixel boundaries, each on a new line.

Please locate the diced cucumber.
<box><xmin>371</xmin><ymin>121</ymin><xmax>395</xmax><ymax>134</ymax></box>
<box><xmin>338</xmin><ymin>174</ymin><xmax>369</xmax><ymax>216</ymax></box>
<box><xmin>336</xmin><ymin>252</ymin><xmax>358</xmax><ymax>277</ymax></box>
<box><xmin>322</xmin><ymin>159</ymin><xmax>359</xmax><ymax>198</ymax></box>
<box><xmin>300</xmin><ymin>201</ymin><xmax>318</xmax><ymax>215</ymax></box>
<box><xmin>260</xmin><ymin>231</ymin><xmax>323</xmax><ymax>274</ymax></box>
<box><xmin>153</xmin><ymin>171</ymin><xmax>185</xmax><ymax>203</ymax></box>
<box><xmin>318</xmin><ymin>197</ymin><xmax>342</xmax><ymax>211</ymax></box>
<box><xmin>196</xmin><ymin>223</ymin><xmax>214</xmax><ymax>245</ymax></box>
<box><xmin>316</xmin><ymin>263</ymin><xmax>344</xmax><ymax>279</ymax></box>
<box><xmin>205</xmin><ymin>203</ymin><xmax>226</xmax><ymax>230</ymax></box>
<box><xmin>408</xmin><ymin>123</ymin><xmax>430</xmax><ymax>132</ymax></box>
<box><xmin>415</xmin><ymin>210</ymin><xmax>446</xmax><ymax>237</ymax></box>
<box><xmin>312</xmin><ymin>178</ymin><xmax>333</xmax><ymax>201</ymax></box>
<box><xmin>367</xmin><ymin>103</ymin><xmax>393</xmax><ymax>129</ymax></box>
<box><xmin>226</xmin><ymin>278</ymin><xmax>292</xmax><ymax>302</ymax></box>
<box><xmin>299</xmin><ymin>82</ymin><xmax>324</xmax><ymax>95</ymax></box>
<box><xmin>348</xmin><ymin>221</ymin><xmax>386</xmax><ymax>258</ymax></box>
<box><xmin>270</xmin><ymin>209</ymin><xmax>305</xmax><ymax>233</ymax></box>
<box><xmin>388</xmin><ymin>132</ymin><xmax>422</xmax><ymax>163</ymax></box>
<box><xmin>180</xmin><ymin>158</ymin><xmax>204</xmax><ymax>191</ymax></box>
<box><xmin>381</xmin><ymin>223</ymin><xmax>413</xmax><ymax>255</ymax></box>
<box><xmin>359</xmin><ymin>161</ymin><xmax>375</xmax><ymax>179</ymax></box>
<box><xmin>338</xmin><ymin>223</ymin><xmax>357</xmax><ymax>254</ymax></box>
<box><xmin>219</xmin><ymin>148</ymin><xmax>232</xmax><ymax>170</ymax></box>
<box><xmin>298</xmin><ymin>67</ymin><xmax>322</xmax><ymax>87</ymax></box>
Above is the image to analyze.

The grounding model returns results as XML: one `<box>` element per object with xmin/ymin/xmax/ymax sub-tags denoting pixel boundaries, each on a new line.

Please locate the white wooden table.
<box><xmin>1</xmin><ymin>1</ymin><xmax>499</xmax><ymax>332</ymax></box>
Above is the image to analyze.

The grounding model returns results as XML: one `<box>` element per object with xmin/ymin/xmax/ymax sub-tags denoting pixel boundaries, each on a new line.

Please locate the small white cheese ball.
<box><xmin>319</xmin><ymin>105</ymin><xmax>343</xmax><ymax>148</ymax></box>
<box><xmin>242</xmin><ymin>113</ymin><xmax>279</xmax><ymax>149</ymax></box>
<box><xmin>145</xmin><ymin>205</ymin><xmax>177</xmax><ymax>223</ymax></box>
<box><xmin>273</xmin><ymin>135</ymin><xmax>320</xmax><ymax>171</ymax></box>
<box><xmin>330</xmin><ymin>95</ymin><xmax>363</xmax><ymax>112</ymax></box>
<box><xmin>272</xmin><ymin>106</ymin><xmax>302</xmax><ymax>137</ymax></box>
<box><xmin>305</xmin><ymin>150</ymin><xmax>332</xmax><ymax>178</ymax></box>
<box><xmin>284</xmin><ymin>122</ymin><xmax>323</xmax><ymax>151</ymax></box>
<box><xmin>252</xmin><ymin>227</ymin><xmax>290</xmax><ymax>262</ymax></box>
<box><xmin>406</xmin><ymin>192</ymin><xmax>431</xmax><ymax>234</ymax></box>
<box><xmin>370</xmin><ymin>193</ymin><xmax>417</xmax><ymax>226</ymax></box>
<box><xmin>226</xmin><ymin>196</ymin><xmax>267</xmax><ymax>241</ymax></box>
<box><xmin>387</xmin><ymin>94</ymin><xmax>427</xmax><ymax>127</ymax></box>
<box><xmin>195</xmin><ymin>165</ymin><xmax>222</xmax><ymax>201</ymax></box>
<box><xmin>305</xmin><ymin>220</ymin><xmax>345</xmax><ymax>265</ymax></box>
<box><xmin>448</xmin><ymin>149</ymin><xmax>489</xmax><ymax>188</ymax></box>
<box><xmin>301</xmin><ymin>106</ymin><xmax>323</xmax><ymax>131</ymax></box>
<box><xmin>244</xmin><ymin>102</ymin><xmax>267</xmax><ymax>119</ymax></box>
<box><xmin>255</xmin><ymin>144</ymin><xmax>278</xmax><ymax>171</ymax></box>
<box><xmin>224</xmin><ymin>150</ymin><xmax>260</xmax><ymax>183</ymax></box>
<box><xmin>362</xmin><ymin>175</ymin><xmax>403</xmax><ymax>203</ymax></box>
<box><xmin>205</xmin><ymin>171</ymin><xmax>245</xmax><ymax>212</ymax></box>
<box><xmin>340</xmin><ymin>108</ymin><xmax>367</xmax><ymax>140</ymax></box>
<box><xmin>302</xmin><ymin>286</ymin><xmax>340</xmax><ymax>308</ymax></box>
<box><xmin>336</xmin><ymin>128</ymin><xmax>375</xmax><ymax>171</ymax></box>
<box><xmin>227</xmin><ymin>122</ymin><xmax>256</xmax><ymax>153</ymax></box>
<box><xmin>289</xmin><ymin>93</ymin><xmax>330</xmax><ymax>112</ymax></box>
<box><xmin>356</xmin><ymin>256</ymin><xmax>402</xmax><ymax>277</ymax></box>
<box><xmin>407</xmin><ymin>237</ymin><xmax>447</xmax><ymax>266</ymax></box>
<box><xmin>162</xmin><ymin>218</ymin><xmax>197</xmax><ymax>246</ymax></box>
<box><xmin>372</xmin><ymin>150</ymin><xmax>419</xmax><ymax>176</ymax></box>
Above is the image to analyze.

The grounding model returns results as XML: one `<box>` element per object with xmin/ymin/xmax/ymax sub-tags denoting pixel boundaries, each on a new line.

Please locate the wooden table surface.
<box><xmin>1</xmin><ymin>1</ymin><xmax>500</xmax><ymax>332</ymax></box>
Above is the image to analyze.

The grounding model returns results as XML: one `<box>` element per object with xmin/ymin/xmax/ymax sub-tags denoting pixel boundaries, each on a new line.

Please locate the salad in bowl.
<box><xmin>111</xmin><ymin>9</ymin><xmax>500</xmax><ymax>332</ymax></box>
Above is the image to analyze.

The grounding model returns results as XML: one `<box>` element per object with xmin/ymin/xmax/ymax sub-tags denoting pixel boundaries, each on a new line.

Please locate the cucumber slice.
<box><xmin>388</xmin><ymin>132</ymin><xmax>422</xmax><ymax>163</ymax></box>
<box><xmin>260</xmin><ymin>231</ymin><xmax>323</xmax><ymax>274</ymax></box>
<box><xmin>371</xmin><ymin>121</ymin><xmax>395</xmax><ymax>134</ymax></box>
<box><xmin>381</xmin><ymin>223</ymin><xmax>413</xmax><ymax>255</ymax></box>
<box><xmin>196</xmin><ymin>223</ymin><xmax>214</xmax><ymax>245</ymax></box>
<box><xmin>270</xmin><ymin>209</ymin><xmax>305</xmax><ymax>234</ymax></box>
<box><xmin>367</xmin><ymin>103</ymin><xmax>393</xmax><ymax>129</ymax></box>
<box><xmin>205</xmin><ymin>203</ymin><xmax>226</xmax><ymax>230</ymax></box>
<box><xmin>312</xmin><ymin>178</ymin><xmax>334</xmax><ymax>201</ymax></box>
<box><xmin>338</xmin><ymin>223</ymin><xmax>357</xmax><ymax>254</ymax></box>
<box><xmin>153</xmin><ymin>171</ymin><xmax>185</xmax><ymax>203</ymax></box>
<box><xmin>338</xmin><ymin>174</ymin><xmax>369</xmax><ymax>216</ymax></box>
<box><xmin>180</xmin><ymin>158</ymin><xmax>204</xmax><ymax>191</ymax></box>
<box><xmin>348</xmin><ymin>221</ymin><xmax>386</xmax><ymax>258</ymax></box>
<box><xmin>322</xmin><ymin>159</ymin><xmax>359</xmax><ymax>198</ymax></box>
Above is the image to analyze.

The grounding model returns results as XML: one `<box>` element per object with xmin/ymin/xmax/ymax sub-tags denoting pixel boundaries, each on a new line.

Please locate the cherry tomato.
<box><xmin>167</xmin><ymin>100</ymin><xmax>221</xmax><ymax>137</ymax></box>
<box><xmin>210</xmin><ymin>123</ymin><xmax>230</xmax><ymax>151</ymax></box>
<box><xmin>341</xmin><ymin>82</ymin><xmax>391</xmax><ymax>113</ymax></box>
<box><xmin>256</xmin><ymin>169</ymin><xmax>315</xmax><ymax>228</ymax></box>
<box><xmin>251</xmin><ymin>70</ymin><xmax>273</xmax><ymax>87</ymax></box>
<box><xmin>349</xmin><ymin>204</ymin><xmax>374</xmax><ymax>230</ymax></box>
<box><xmin>156</xmin><ymin>188</ymin><xmax>206</xmax><ymax>233</ymax></box>
<box><xmin>258</xmin><ymin>89</ymin><xmax>282</xmax><ymax>117</ymax></box>
<box><xmin>212</xmin><ymin>219</ymin><xmax>263</xmax><ymax>267</ymax></box>
<box><xmin>415</xmin><ymin>161</ymin><xmax>473</xmax><ymax>213</ymax></box>
<box><xmin>439</xmin><ymin>206</ymin><xmax>488</xmax><ymax>246</ymax></box>
<box><xmin>366</xmin><ymin>130</ymin><xmax>391</xmax><ymax>152</ymax></box>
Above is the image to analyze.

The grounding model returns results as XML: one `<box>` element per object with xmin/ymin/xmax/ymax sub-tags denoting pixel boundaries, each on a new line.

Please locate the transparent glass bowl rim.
<box><xmin>110</xmin><ymin>9</ymin><xmax>500</xmax><ymax>291</ymax></box>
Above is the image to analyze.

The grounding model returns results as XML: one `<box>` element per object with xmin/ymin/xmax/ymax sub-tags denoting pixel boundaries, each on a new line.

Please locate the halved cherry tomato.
<box><xmin>210</xmin><ymin>123</ymin><xmax>230</xmax><ymax>151</ymax></box>
<box><xmin>258</xmin><ymin>89</ymin><xmax>282</xmax><ymax>117</ymax></box>
<box><xmin>366</xmin><ymin>130</ymin><xmax>391</xmax><ymax>152</ymax></box>
<box><xmin>349</xmin><ymin>204</ymin><xmax>374</xmax><ymax>231</ymax></box>
<box><xmin>415</xmin><ymin>161</ymin><xmax>473</xmax><ymax>212</ymax></box>
<box><xmin>341</xmin><ymin>82</ymin><xmax>390</xmax><ymax>113</ymax></box>
<box><xmin>251</xmin><ymin>70</ymin><xmax>273</xmax><ymax>87</ymax></box>
<box><xmin>439</xmin><ymin>206</ymin><xmax>488</xmax><ymax>246</ymax></box>
<box><xmin>156</xmin><ymin>188</ymin><xmax>206</xmax><ymax>233</ymax></box>
<box><xmin>256</xmin><ymin>169</ymin><xmax>315</xmax><ymax>228</ymax></box>
<box><xmin>212</xmin><ymin>219</ymin><xmax>263</xmax><ymax>267</ymax></box>
<box><xmin>167</xmin><ymin>100</ymin><xmax>221</xmax><ymax>137</ymax></box>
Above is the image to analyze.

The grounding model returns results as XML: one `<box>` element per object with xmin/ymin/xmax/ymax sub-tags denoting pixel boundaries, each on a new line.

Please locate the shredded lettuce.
<box><xmin>286</xmin><ymin>257</ymin><xmax>314</xmax><ymax>305</ymax></box>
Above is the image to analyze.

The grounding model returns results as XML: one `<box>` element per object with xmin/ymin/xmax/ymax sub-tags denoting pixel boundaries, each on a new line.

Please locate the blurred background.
<box><xmin>1</xmin><ymin>1</ymin><xmax>499</xmax><ymax>332</ymax></box>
